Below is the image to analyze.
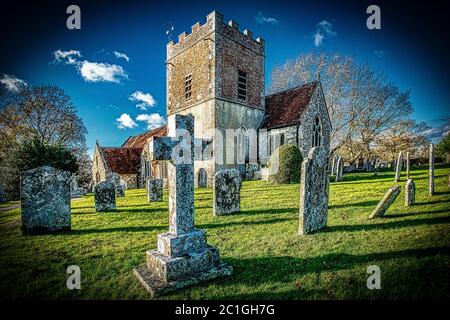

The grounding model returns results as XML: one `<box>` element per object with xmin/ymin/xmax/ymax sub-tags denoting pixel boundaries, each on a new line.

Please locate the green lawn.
<box><xmin>0</xmin><ymin>165</ymin><xmax>449</xmax><ymax>299</ymax></box>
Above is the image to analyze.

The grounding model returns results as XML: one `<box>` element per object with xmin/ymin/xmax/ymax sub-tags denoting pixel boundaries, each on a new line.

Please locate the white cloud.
<box><xmin>254</xmin><ymin>12</ymin><xmax>278</xmax><ymax>25</ymax></box>
<box><xmin>0</xmin><ymin>74</ymin><xmax>27</xmax><ymax>92</ymax></box>
<box><xmin>129</xmin><ymin>90</ymin><xmax>157</xmax><ymax>110</ymax></box>
<box><xmin>420</xmin><ymin>120</ymin><xmax>450</xmax><ymax>139</ymax></box>
<box><xmin>113</xmin><ymin>51</ymin><xmax>130</xmax><ymax>62</ymax></box>
<box><xmin>136</xmin><ymin>113</ymin><xmax>166</xmax><ymax>130</ymax></box>
<box><xmin>53</xmin><ymin>49</ymin><xmax>82</xmax><ymax>65</ymax></box>
<box><xmin>78</xmin><ymin>61</ymin><xmax>128</xmax><ymax>83</ymax></box>
<box><xmin>116</xmin><ymin>113</ymin><xmax>138</xmax><ymax>129</ymax></box>
<box><xmin>312</xmin><ymin>20</ymin><xmax>337</xmax><ymax>47</ymax></box>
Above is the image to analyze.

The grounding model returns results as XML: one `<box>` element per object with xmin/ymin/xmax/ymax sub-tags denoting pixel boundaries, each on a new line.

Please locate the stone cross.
<box><xmin>369</xmin><ymin>185</ymin><xmax>400</xmax><ymax>219</ymax></box>
<box><xmin>429</xmin><ymin>143</ymin><xmax>434</xmax><ymax>196</ymax></box>
<box><xmin>394</xmin><ymin>151</ymin><xmax>403</xmax><ymax>182</ymax></box>
<box><xmin>299</xmin><ymin>146</ymin><xmax>330</xmax><ymax>235</ymax></box>
<box><xmin>134</xmin><ymin>114</ymin><xmax>231</xmax><ymax>296</ymax></box>
<box><xmin>405</xmin><ymin>179</ymin><xmax>415</xmax><ymax>207</ymax></box>
<box><xmin>148</xmin><ymin>114</ymin><xmax>210</xmax><ymax>235</ymax></box>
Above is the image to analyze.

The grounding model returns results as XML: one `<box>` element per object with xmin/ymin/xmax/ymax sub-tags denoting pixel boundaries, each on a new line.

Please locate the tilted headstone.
<box><xmin>213</xmin><ymin>169</ymin><xmax>241</xmax><ymax>216</ymax></box>
<box><xmin>134</xmin><ymin>114</ymin><xmax>232</xmax><ymax>297</ymax></box>
<box><xmin>429</xmin><ymin>143</ymin><xmax>434</xmax><ymax>196</ymax></box>
<box><xmin>299</xmin><ymin>146</ymin><xmax>330</xmax><ymax>235</ymax></box>
<box><xmin>21</xmin><ymin>166</ymin><xmax>71</xmax><ymax>234</ymax></box>
<box><xmin>395</xmin><ymin>151</ymin><xmax>403</xmax><ymax>182</ymax></box>
<box><xmin>335</xmin><ymin>156</ymin><xmax>344</xmax><ymax>182</ymax></box>
<box><xmin>147</xmin><ymin>177</ymin><xmax>163</xmax><ymax>202</ymax></box>
<box><xmin>369</xmin><ymin>185</ymin><xmax>400</xmax><ymax>219</ymax></box>
<box><xmin>94</xmin><ymin>180</ymin><xmax>116</xmax><ymax>211</ymax></box>
<box><xmin>405</xmin><ymin>179</ymin><xmax>415</xmax><ymax>207</ymax></box>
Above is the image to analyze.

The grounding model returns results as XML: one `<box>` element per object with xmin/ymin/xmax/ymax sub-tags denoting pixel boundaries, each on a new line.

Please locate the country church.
<box><xmin>92</xmin><ymin>11</ymin><xmax>331</xmax><ymax>189</ymax></box>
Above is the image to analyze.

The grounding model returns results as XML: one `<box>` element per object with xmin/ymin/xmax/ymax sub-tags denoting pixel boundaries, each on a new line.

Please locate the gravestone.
<box><xmin>21</xmin><ymin>166</ymin><xmax>71</xmax><ymax>234</ymax></box>
<box><xmin>0</xmin><ymin>184</ymin><xmax>6</xmax><ymax>202</ymax></box>
<box><xmin>197</xmin><ymin>168</ymin><xmax>207</xmax><ymax>188</ymax></box>
<box><xmin>405</xmin><ymin>179</ymin><xmax>415</xmax><ymax>206</ymax></box>
<box><xmin>331</xmin><ymin>154</ymin><xmax>338</xmax><ymax>176</ymax></box>
<box><xmin>147</xmin><ymin>177</ymin><xmax>163</xmax><ymax>202</ymax></box>
<box><xmin>134</xmin><ymin>114</ymin><xmax>232</xmax><ymax>297</ymax></box>
<box><xmin>395</xmin><ymin>151</ymin><xmax>403</xmax><ymax>182</ymax></box>
<box><xmin>70</xmin><ymin>175</ymin><xmax>86</xmax><ymax>198</ymax></box>
<box><xmin>406</xmin><ymin>151</ymin><xmax>410</xmax><ymax>179</ymax></box>
<box><xmin>94</xmin><ymin>180</ymin><xmax>116</xmax><ymax>211</ymax></box>
<box><xmin>369</xmin><ymin>185</ymin><xmax>400</xmax><ymax>219</ymax></box>
<box><xmin>213</xmin><ymin>169</ymin><xmax>241</xmax><ymax>216</ymax></box>
<box><xmin>429</xmin><ymin>143</ymin><xmax>434</xmax><ymax>196</ymax></box>
<box><xmin>299</xmin><ymin>146</ymin><xmax>330</xmax><ymax>235</ymax></box>
<box><xmin>335</xmin><ymin>156</ymin><xmax>344</xmax><ymax>182</ymax></box>
<box><xmin>108</xmin><ymin>172</ymin><xmax>125</xmax><ymax>197</ymax></box>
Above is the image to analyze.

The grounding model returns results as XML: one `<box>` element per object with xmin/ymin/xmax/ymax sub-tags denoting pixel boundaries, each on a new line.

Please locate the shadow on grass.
<box><xmin>329</xmin><ymin>200</ymin><xmax>379</xmax><ymax>209</ymax></box>
<box><xmin>232</xmin><ymin>208</ymin><xmax>298</xmax><ymax>216</ymax></box>
<box><xmin>208</xmin><ymin>246</ymin><xmax>450</xmax><ymax>299</ymax></box>
<box><xmin>53</xmin><ymin>225</ymin><xmax>167</xmax><ymax>235</ymax></box>
<box><xmin>199</xmin><ymin>217</ymin><xmax>295</xmax><ymax>230</ymax></box>
<box><xmin>325</xmin><ymin>215</ymin><xmax>450</xmax><ymax>233</ymax></box>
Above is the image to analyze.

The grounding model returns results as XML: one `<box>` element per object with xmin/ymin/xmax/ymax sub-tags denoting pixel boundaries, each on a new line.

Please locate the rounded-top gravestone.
<box><xmin>213</xmin><ymin>169</ymin><xmax>241</xmax><ymax>216</ymax></box>
<box><xmin>21</xmin><ymin>165</ymin><xmax>71</xmax><ymax>234</ymax></box>
<box><xmin>94</xmin><ymin>180</ymin><xmax>116</xmax><ymax>211</ymax></box>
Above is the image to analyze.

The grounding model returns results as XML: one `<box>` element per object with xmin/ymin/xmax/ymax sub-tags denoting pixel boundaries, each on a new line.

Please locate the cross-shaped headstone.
<box><xmin>148</xmin><ymin>114</ymin><xmax>211</xmax><ymax>235</ymax></box>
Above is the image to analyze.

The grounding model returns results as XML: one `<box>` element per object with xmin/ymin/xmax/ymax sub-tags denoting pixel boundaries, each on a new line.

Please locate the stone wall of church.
<box><xmin>297</xmin><ymin>84</ymin><xmax>331</xmax><ymax>157</ymax></box>
<box><xmin>215</xmin><ymin>15</ymin><xmax>265</xmax><ymax>108</ymax></box>
<box><xmin>92</xmin><ymin>146</ymin><xmax>108</xmax><ymax>185</ymax></box>
<box><xmin>119</xmin><ymin>173</ymin><xmax>139</xmax><ymax>189</ymax></box>
<box><xmin>166</xmin><ymin>13</ymin><xmax>216</xmax><ymax>115</ymax></box>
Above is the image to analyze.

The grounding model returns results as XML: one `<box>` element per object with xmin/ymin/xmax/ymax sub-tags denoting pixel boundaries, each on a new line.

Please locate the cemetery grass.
<box><xmin>0</xmin><ymin>165</ymin><xmax>449</xmax><ymax>299</ymax></box>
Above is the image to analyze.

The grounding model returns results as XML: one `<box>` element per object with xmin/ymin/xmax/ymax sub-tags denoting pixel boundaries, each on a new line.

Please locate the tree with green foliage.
<box><xmin>268</xmin><ymin>144</ymin><xmax>303</xmax><ymax>184</ymax></box>
<box><xmin>0</xmin><ymin>85</ymin><xmax>88</xmax><ymax>198</ymax></box>
<box><xmin>14</xmin><ymin>138</ymin><xmax>78</xmax><ymax>173</ymax></box>
<box><xmin>436</xmin><ymin>132</ymin><xmax>450</xmax><ymax>163</ymax></box>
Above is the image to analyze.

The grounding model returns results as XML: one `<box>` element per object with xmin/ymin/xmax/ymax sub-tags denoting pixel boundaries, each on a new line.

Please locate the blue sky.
<box><xmin>1</xmin><ymin>0</ymin><xmax>449</xmax><ymax>155</ymax></box>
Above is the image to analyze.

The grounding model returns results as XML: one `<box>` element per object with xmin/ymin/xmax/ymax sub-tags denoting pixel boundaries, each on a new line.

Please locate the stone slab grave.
<box><xmin>94</xmin><ymin>180</ymin><xmax>116</xmax><ymax>211</ymax></box>
<box><xmin>70</xmin><ymin>175</ymin><xmax>86</xmax><ymax>199</ymax></box>
<box><xmin>395</xmin><ymin>151</ymin><xmax>403</xmax><ymax>182</ymax></box>
<box><xmin>108</xmin><ymin>172</ymin><xmax>125</xmax><ymax>197</ymax></box>
<box><xmin>369</xmin><ymin>185</ymin><xmax>401</xmax><ymax>219</ymax></box>
<box><xmin>406</xmin><ymin>151</ymin><xmax>410</xmax><ymax>179</ymax></box>
<box><xmin>299</xmin><ymin>146</ymin><xmax>330</xmax><ymax>235</ymax></box>
<box><xmin>213</xmin><ymin>169</ymin><xmax>241</xmax><ymax>216</ymax></box>
<box><xmin>429</xmin><ymin>143</ymin><xmax>434</xmax><ymax>196</ymax></box>
<box><xmin>335</xmin><ymin>155</ymin><xmax>344</xmax><ymax>182</ymax></box>
<box><xmin>147</xmin><ymin>177</ymin><xmax>163</xmax><ymax>202</ymax></box>
<box><xmin>21</xmin><ymin>166</ymin><xmax>71</xmax><ymax>234</ymax></box>
<box><xmin>405</xmin><ymin>179</ymin><xmax>415</xmax><ymax>206</ymax></box>
<box><xmin>134</xmin><ymin>114</ymin><xmax>232</xmax><ymax>297</ymax></box>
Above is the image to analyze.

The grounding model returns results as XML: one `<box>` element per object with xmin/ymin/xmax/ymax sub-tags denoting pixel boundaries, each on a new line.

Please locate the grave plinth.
<box><xmin>134</xmin><ymin>114</ymin><xmax>232</xmax><ymax>297</ymax></box>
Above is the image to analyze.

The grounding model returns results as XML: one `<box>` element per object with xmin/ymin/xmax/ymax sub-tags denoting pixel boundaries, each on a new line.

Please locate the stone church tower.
<box><xmin>166</xmin><ymin>11</ymin><xmax>266</xmax><ymax>187</ymax></box>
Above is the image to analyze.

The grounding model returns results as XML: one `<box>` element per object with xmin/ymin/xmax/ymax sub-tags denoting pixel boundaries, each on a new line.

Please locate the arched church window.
<box><xmin>280</xmin><ymin>133</ymin><xmax>285</xmax><ymax>146</ymax></box>
<box><xmin>312</xmin><ymin>116</ymin><xmax>323</xmax><ymax>147</ymax></box>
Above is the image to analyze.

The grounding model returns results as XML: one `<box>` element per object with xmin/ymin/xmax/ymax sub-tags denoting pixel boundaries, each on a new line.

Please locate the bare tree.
<box><xmin>0</xmin><ymin>85</ymin><xmax>87</xmax><ymax>150</ymax></box>
<box><xmin>269</xmin><ymin>53</ymin><xmax>414</xmax><ymax>163</ymax></box>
